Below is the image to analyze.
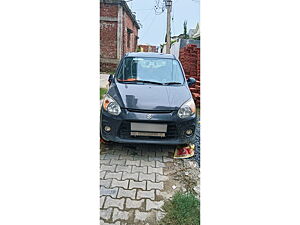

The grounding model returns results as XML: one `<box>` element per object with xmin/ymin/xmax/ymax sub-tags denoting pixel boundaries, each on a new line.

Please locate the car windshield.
<box><xmin>116</xmin><ymin>57</ymin><xmax>185</xmax><ymax>85</ymax></box>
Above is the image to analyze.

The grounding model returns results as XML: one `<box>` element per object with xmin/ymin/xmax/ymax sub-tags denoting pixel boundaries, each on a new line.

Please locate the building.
<box><xmin>100</xmin><ymin>0</ymin><xmax>140</xmax><ymax>72</ymax></box>
<box><xmin>138</xmin><ymin>44</ymin><xmax>158</xmax><ymax>53</ymax></box>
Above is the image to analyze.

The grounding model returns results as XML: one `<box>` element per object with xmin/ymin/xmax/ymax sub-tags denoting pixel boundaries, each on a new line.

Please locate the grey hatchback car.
<box><xmin>100</xmin><ymin>52</ymin><xmax>197</xmax><ymax>145</ymax></box>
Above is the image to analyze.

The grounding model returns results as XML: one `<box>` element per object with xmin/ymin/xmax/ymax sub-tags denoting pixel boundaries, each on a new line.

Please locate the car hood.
<box><xmin>110</xmin><ymin>82</ymin><xmax>192</xmax><ymax>111</ymax></box>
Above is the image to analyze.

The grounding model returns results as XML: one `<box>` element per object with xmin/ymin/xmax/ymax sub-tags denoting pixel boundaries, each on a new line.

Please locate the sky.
<box><xmin>127</xmin><ymin>0</ymin><xmax>200</xmax><ymax>46</ymax></box>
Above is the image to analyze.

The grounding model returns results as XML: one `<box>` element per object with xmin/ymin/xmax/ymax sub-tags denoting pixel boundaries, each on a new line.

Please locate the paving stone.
<box><xmin>162</xmin><ymin>157</ymin><xmax>173</xmax><ymax>162</ymax></box>
<box><xmin>100</xmin><ymin>208</ymin><xmax>113</xmax><ymax>220</ymax></box>
<box><xmin>142</xmin><ymin>151</ymin><xmax>156</xmax><ymax>157</ymax></box>
<box><xmin>105</xmin><ymin>172</ymin><xmax>122</xmax><ymax>180</ymax></box>
<box><xmin>127</xmin><ymin>148</ymin><xmax>142</xmax><ymax>156</ymax></box>
<box><xmin>125</xmin><ymin>198</ymin><xmax>144</xmax><ymax>209</ymax></box>
<box><xmin>129</xmin><ymin>180</ymin><xmax>146</xmax><ymax>190</ymax></box>
<box><xmin>100</xmin><ymin>154</ymin><xmax>106</xmax><ymax>160</ymax></box>
<box><xmin>115</xmin><ymin>165</ymin><xmax>132</xmax><ymax>173</ymax></box>
<box><xmin>117</xmin><ymin>188</ymin><xmax>136</xmax><ymax>199</ymax></box>
<box><xmin>138</xmin><ymin>173</ymin><xmax>155</xmax><ymax>182</ymax></box>
<box><xmin>148</xmin><ymin>167</ymin><xmax>163</xmax><ymax>174</ymax></box>
<box><xmin>100</xmin><ymin>196</ymin><xmax>106</xmax><ymax>209</ymax></box>
<box><xmin>100</xmin><ymin>219</ymin><xmax>120</xmax><ymax>225</ymax></box>
<box><xmin>140</xmin><ymin>160</ymin><xmax>155</xmax><ymax>167</ymax></box>
<box><xmin>148</xmin><ymin>156</ymin><xmax>163</xmax><ymax>162</ymax></box>
<box><xmin>132</xmin><ymin>166</ymin><xmax>147</xmax><ymax>174</ymax></box>
<box><xmin>156</xmin><ymin>190</ymin><xmax>173</xmax><ymax>200</ymax></box>
<box><xmin>147</xmin><ymin>181</ymin><xmax>164</xmax><ymax>190</ymax></box>
<box><xmin>100</xmin><ymin>179</ymin><xmax>112</xmax><ymax>188</ymax></box>
<box><xmin>112</xmin><ymin>208</ymin><xmax>129</xmax><ymax>221</ymax></box>
<box><xmin>155</xmin><ymin>151</ymin><xmax>169</xmax><ymax>157</ymax></box>
<box><xmin>110</xmin><ymin>159</ymin><xmax>126</xmax><ymax>166</ymax></box>
<box><xmin>155</xmin><ymin>161</ymin><xmax>166</xmax><ymax>168</ymax></box>
<box><xmin>136</xmin><ymin>190</ymin><xmax>155</xmax><ymax>200</ymax></box>
<box><xmin>101</xmin><ymin>164</ymin><xmax>116</xmax><ymax>172</ymax></box>
<box><xmin>135</xmin><ymin>210</ymin><xmax>151</xmax><ymax>221</ymax></box>
<box><xmin>100</xmin><ymin>171</ymin><xmax>106</xmax><ymax>179</ymax></box>
<box><xmin>100</xmin><ymin>186</ymin><xmax>118</xmax><ymax>198</ymax></box>
<box><xmin>156</xmin><ymin>174</ymin><xmax>168</xmax><ymax>182</ymax></box>
<box><xmin>119</xmin><ymin>155</ymin><xmax>134</xmax><ymax>160</ymax></box>
<box><xmin>100</xmin><ymin>159</ymin><xmax>111</xmax><ymax>165</ymax></box>
<box><xmin>156</xmin><ymin>211</ymin><xmax>166</xmax><ymax>221</ymax></box>
<box><xmin>111</xmin><ymin>179</ymin><xmax>129</xmax><ymax>189</ymax></box>
<box><xmin>122</xmin><ymin>172</ymin><xmax>139</xmax><ymax>181</ymax></box>
<box><xmin>125</xmin><ymin>160</ymin><xmax>140</xmax><ymax>167</ymax></box>
<box><xmin>104</xmin><ymin>196</ymin><xmax>125</xmax><ymax>210</ymax></box>
<box><xmin>104</xmin><ymin>154</ymin><xmax>120</xmax><ymax>160</ymax></box>
<box><xmin>133</xmin><ymin>155</ymin><xmax>145</xmax><ymax>160</ymax></box>
<box><xmin>146</xmin><ymin>199</ymin><xmax>164</xmax><ymax>211</ymax></box>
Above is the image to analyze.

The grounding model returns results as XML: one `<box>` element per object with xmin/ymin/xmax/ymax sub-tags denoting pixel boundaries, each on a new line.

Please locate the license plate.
<box><xmin>130</xmin><ymin>132</ymin><xmax>166</xmax><ymax>137</ymax></box>
<box><xmin>130</xmin><ymin>123</ymin><xmax>167</xmax><ymax>132</ymax></box>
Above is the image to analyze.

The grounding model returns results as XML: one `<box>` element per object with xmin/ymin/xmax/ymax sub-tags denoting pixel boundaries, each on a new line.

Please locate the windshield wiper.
<box><xmin>135</xmin><ymin>80</ymin><xmax>164</xmax><ymax>85</ymax></box>
<box><xmin>164</xmin><ymin>82</ymin><xmax>182</xmax><ymax>85</ymax></box>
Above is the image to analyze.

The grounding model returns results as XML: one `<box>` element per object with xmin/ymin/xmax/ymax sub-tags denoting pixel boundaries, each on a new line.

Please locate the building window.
<box><xmin>127</xmin><ymin>28</ymin><xmax>133</xmax><ymax>48</ymax></box>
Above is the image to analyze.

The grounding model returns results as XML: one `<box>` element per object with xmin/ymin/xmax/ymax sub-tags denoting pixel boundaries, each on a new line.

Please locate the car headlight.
<box><xmin>103</xmin><ymin>94</ymin><xmax>121</xmax><ymax>116</ymax></box>
<box><xmin>178</xmin><ymin>98</ymin><xmax>196</xmax><ymax>118</ymax></box>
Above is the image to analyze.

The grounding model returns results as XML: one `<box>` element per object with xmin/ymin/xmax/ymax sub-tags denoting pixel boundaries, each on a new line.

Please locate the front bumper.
<box><xmin>100</xmin><ymin>107</ymin><xmax>196</xmax><ymax>145</ymax></box>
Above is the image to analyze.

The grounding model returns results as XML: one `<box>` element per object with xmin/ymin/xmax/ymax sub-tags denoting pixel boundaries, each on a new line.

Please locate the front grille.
<box><xmin>127</xmin><ymin>108</ymin><xmax>173</xmax><ymax>114</ymax></box>
<box><xmin>119</xmin><ymin>121</ymin><xmax>178</xmax><ymax>139</ymax></box>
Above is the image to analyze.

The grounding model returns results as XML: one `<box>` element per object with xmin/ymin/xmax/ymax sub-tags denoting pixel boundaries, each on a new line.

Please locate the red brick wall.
<box><xmin>123</xmin><ymin>10</ymin><xmax>138</xmax><ymax>54</ymax></box>
<box><xmin>179</xmin><ymin>44</ymin><xmax>200</xmax><ymax>107</ymax></box>
<box><xmin>100</xmin><ymin>3</ymin><xmax>118</xmax><ymax>17</ymax></box>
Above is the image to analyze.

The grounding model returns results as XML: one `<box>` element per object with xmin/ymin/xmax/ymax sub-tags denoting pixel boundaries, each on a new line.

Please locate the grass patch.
<box><xmin>100</xmin><ymin>88</ymin><xmax>108</xmax><ymax>100</ymax></box>
<box><xmin>160</xmin><ymin>192</ymin><xmax>200</xmax><ymax>225</ymax></box>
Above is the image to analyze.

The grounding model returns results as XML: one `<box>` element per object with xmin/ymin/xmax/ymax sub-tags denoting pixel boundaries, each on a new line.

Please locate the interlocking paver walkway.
<box><xmin>100</xmin><ymin>143</ymin><xmax>177</xmax><ymax>225</ymax></box>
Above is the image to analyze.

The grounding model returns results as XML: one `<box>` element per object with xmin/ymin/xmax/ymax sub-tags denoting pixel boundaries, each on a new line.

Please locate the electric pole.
<box><xmin>165</xmin><ymin>0</ymin><xmax>172</xmax><ymax>54</ymax></box>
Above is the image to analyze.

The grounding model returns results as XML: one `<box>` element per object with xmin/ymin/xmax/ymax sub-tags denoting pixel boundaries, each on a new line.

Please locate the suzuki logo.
<box><xmin>146</xmin><ymin>114</ymin><xmax>152</xmax><ymax>120</ymax></box>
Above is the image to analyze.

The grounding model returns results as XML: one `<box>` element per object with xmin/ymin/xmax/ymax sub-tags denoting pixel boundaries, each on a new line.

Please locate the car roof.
<box><xmin>125</xmin><ymin>52</ymin><xmax>176</xmax><ymax>59</ymax></box>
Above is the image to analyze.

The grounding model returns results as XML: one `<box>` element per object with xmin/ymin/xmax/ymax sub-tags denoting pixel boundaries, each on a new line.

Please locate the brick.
<box><xmin>100</xmin><ymin>186</ymin><xmax>118</xmax><ymax>198</ymax></box>
<box><xmin>125</xmin><ymin>160</ymin><xmax>140</xmax><ymax>167</ymax></box>
<box><xmin>125</xmin><ymin>198</ymin><xmax>144</xmax><ymax>209</ymax></box>
<box><xmin>100</xmin><ymin>171</ymin><xmax>106</xmax><ymax>179</ymax></box>
<box><xmin>132</xmin><ymin>166</ymin><xmax>147</xmax><ymax>174</ymax></box>
<box><xmin>136</xmin><ymin>190</ymin><xmax>155</xmax><ymax>200</ymax></box>
<box><xmin>129</xmin><ymin>180</ymin><xmax>146</xmax><ymax>190</ymax></box>
<box><xmin>115</xmin><ymin>165</ymin><xmax>132</xmax><ymax>173</ymax></box>
<box><xmin>146</xmin><ymin>199</ymin><xmax>164</xmax><ymax>211</ymax></box>
<box><xmin>148</xmin><ymin>156</ymin><xmax>163</xmax><ymax>162</ymax></box>
<box><xmin>100</xmin><ymin>208</ymin><xmax>113</xmax><ymax>220</ymax></box>
<box><xmin>156</xmin><ymin>174</ymin><xmax>168</xmax><ymax>182</ymax></box>
<box><xmin>119</xmin><ymin>154</ymin><xmax>134</xmax><ymax>160</ymax></box>
<box><xmin>100</xmin><ymin>196</ymin><xmax>106</xmax><ymax>209</ymax></box>
<box><xmin>162</xmin><ymin>157</ymin><xmax>173</xmax><ymax>163</ymax></box>
<box><xmin>117</xmin><ymin>188</ymin><xmax>136</xmax><ymax>199</ymax></box>
<box><xmin>105</xmin><ymin>172</ymin><xmax>122</xmax><ymax>180</ymax></box>
<box><xmin>100</xmin><ymin>159</ymin><xmax>111</xmax><ymax>165</ymax></box>
<box><xmin>138</xmin><ymin>173</ymin><xmax>155</xmax><ymax>182</ymax></box>
<box><xmin>104</xmin><ymin>154</ymin><xmax>120</xmax><ymax>160</ymax></box>
<box><xmin>155</xmin><ymin>161</ymin><xmax>166</xmax><ymax>168</ymax></box>
<box><xmin>111</xmin><ymin>179</ymin><xmax>129</xmax><ymax>189</ymax></box>
<box><xmin>100</xmin><ymin>179</ymin><xmax>112</xmax><ymax>188</ymax></box>
<box><xmin>122</xmin><ymin>172</ymin><xmax>139</xmax><ymax>181</ymax></box>
<box><xmin>147</xmin><ymin>181</ymin><xmax>164</xmax><ymax>190</ymax></box>
<box><xmin>104</xmin><ymin>196</ymin><xmax>125</xmax><ymax>210</ymax></box>
<box><xmin>148</xmin><ymin>167</ymin><xmax>163</xmax><ymax>174</ymax></box>
<box><xmin>112</xmin><ymin>208</ymin><xmax>129</xmax><ymax>222</ymax></box>
<box><xmin>135</xmin><ymin>210</ymin><xmax>151</xmax><ymax>221</ymax></box>
<box><xmin>101</xmin><ymin>164</ymin><xmax>116</xmax><ymax>172</ymax></box>
<box><xmin>110</xmin><ymin>159</ymin><xmax>126</xmax><ymax>166</ymax></box>
<box><xmin>100</xmin><ymin>220</ymin><xmax>120</xmax><ymax>225</ymax></box>
<box><xmin>140</xmin><ymin>160</ymin><xmax>155</xmax><ymax>167</ymax></box>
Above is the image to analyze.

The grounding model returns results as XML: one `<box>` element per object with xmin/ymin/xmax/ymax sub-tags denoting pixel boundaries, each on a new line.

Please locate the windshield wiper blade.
<box><xmin>135</xmin><ymin>80</ymin><xmax>164</xmax><ymax>85</ymax></box>
<box><xmin>164</xmin><ymin>82</ymin><xmax>182</xmax><ymax>85</ymax></box>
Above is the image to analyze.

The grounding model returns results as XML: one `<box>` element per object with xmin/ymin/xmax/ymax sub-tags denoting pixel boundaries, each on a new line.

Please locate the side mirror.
<box><xmin>187</xmin><ymin>77</ymin><xmax>196</xmax><ymax>87</ymax></box>
<box><xmin>108</xmin><ymin>74</ymin><xmax>114</xmax><ymax>85</ymax></box>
